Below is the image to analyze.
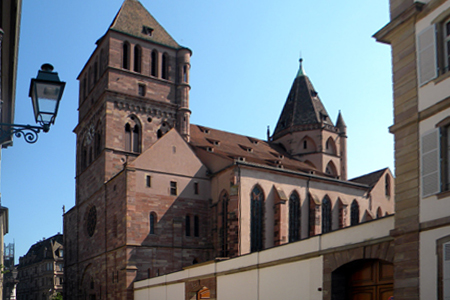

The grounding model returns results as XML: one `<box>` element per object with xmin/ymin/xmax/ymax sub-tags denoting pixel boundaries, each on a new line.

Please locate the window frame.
<box><xmin>170</xmin><ymin>181</ymin><xmax>177</xmax><ymax>196</ymax></box>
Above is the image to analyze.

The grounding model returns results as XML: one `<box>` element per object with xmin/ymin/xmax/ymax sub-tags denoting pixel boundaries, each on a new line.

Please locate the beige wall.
<box><xmin>134</xmin><ymin>216</ymin><xmax>394</xmax><ymax>300</ymax></box>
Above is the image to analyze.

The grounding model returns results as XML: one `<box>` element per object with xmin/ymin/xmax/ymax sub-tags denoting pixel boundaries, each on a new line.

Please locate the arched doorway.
<box><xmin>332</xmin><ymin>259</ymin><xmax>393</xmax><ymax>300</ymax></box>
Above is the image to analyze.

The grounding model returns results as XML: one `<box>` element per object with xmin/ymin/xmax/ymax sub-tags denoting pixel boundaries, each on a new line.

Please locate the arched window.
<box><xmin>351</xmin><ymin>200</ymin><xmax>360</xmax><ymax>226</ymax></box>
<box><xmin>124</xmin><ymin>116</ymin><xmax>141</xmax><ymax>153</ymax></box>
<box><xmin>300</xmin><ymin>136</ymin><xmax>316</xmax><ymax>153</ymax></box>
<box><xmin>219</xmin><ymin>191</ymin><xmax>229</xmax><ymax>257</ymax></box>
<box><xmin>150</xmin><ymin>212</ymin><xmax>157</xmax><ymax>234</ymax></box>
<box><xmin>325</xmin><ymin>161</ymin><xmax>338</xmax><ymax>177</ymax></box>
<box><xmin>289</xmin><ymin>191</ymin><xmax>300</xmax><ymax>242</ymax></box>
<box><xmin>325</xmin><ymin>137</ymin><xmax>337</xmax><ymax>155</ymax></box>
<box><xmin>251</xmin><ymin>185</ymin><xmax>264</xmax><ymax>252</ymax></box>
<box><xmin>162</xmin><ymin>53</ymin><xmax>169</xmax><ymax>80</ymax></box>
<box><xmin>385</xmin><ymin>174</ymin><xmax>391</xmax><ymax>197</ymax></box>
<box><xmin>134</xmin><ymin>45</ymin><xmax>142</xmax><ymax>73</ymax></box>
<box><xmin>194</xmin><ymin>215</ymin><xmax>199</xmax><ymax>237</ymax></box>
<box><xmin>322</xmin><ymin>196</ymin><xmax>332</xmax><ymax>233</ymax></box>
<box><xmin>151</xmin><ymin>50</ymin><xmax>158</xmax><ymax>77</ymax></box>
<box><xmin>122</xmin><ymin>42</ymin><xmax>130</xmax><ymax>69</ymax></box>
<box><xmin>186</xmin><ymin>215</ymin><xmax>191</xmax><ymax>236</ymax></box>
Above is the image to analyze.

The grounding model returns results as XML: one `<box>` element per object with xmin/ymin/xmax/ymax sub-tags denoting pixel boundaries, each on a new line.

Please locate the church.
<box><xmin>63</xmin><ymin>1</ymin><xmax>395</xmax><ymax>299</ymax></box>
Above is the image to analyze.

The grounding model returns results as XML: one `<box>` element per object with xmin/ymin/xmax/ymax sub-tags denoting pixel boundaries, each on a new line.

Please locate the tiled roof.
<box><xmin>350</xmin><ymin>168</ymin><xmax>388</xmax><ymax>189</ymax></box>
<box><xmin>109</xmin><ymin>0</ymin><xmax>181</xmax><ymax>49</ymax></box>
<box><xmin>19</xmin><ymin>234</ymin><xmax>63</xmax><ymax>267</ymax></box>
<box><xmin>272</xmin><ymin>61</ymin><xmax>334</xmax><ymax>139</ymax></box>
<box><xmin>189</xmin><ymin>124</ymin><xmax>318</xmax><ymax>174</ymax></box>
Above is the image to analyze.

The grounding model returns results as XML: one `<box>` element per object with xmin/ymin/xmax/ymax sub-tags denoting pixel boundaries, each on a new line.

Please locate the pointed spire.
<box><xmin>272</xmin><ymin>59</ymin><xmax>333</xmax><ymax>140</ymax></box>
<box><xmin>336</xmin><ymin>110</ymin><xmax>347</xmax><ymax>134</ymax></box>
<box><xmin>296</xmin><ymin>58</ymin><xmax>306</xmax><ymax>77</ymax></box>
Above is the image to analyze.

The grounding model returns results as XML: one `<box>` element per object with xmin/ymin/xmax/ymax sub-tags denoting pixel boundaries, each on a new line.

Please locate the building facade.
<box><xmin>16</xmin><ymin>234</ymin><xmax>64</xmax><ymax>300</ymax></box>
<box><xmin>64</xmin><ymin>1</ymin><xmax>395</xmax><ymax>299</ymax></box>
<box><xmin>374</xmin><ymin>0</ymin><xmax>450</xmax><ymax>299</ymax></box>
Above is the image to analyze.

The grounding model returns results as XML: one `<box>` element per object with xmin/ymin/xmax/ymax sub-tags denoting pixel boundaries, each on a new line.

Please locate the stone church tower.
<box><xmin>64</xmin><ymin>1</ymin><xmax>209</xmax><ymax>300</ymax></box>
<box><xmin>271</xmin><ymin>59</ymin><xmax>348</xmax><ymax>180</ymax></box>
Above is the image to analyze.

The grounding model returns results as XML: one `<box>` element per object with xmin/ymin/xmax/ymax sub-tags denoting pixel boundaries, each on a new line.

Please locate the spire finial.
<box><xmin>297</xmin><ymin>57</ymin><xmax>306</xmax><ymax>77</ymax></box>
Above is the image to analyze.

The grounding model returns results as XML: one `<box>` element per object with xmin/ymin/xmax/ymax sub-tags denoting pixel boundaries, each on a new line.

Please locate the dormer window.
<box><xmin>142</xmin><ymin>26</ymin><xmax>153</xmax><ymax>36</ymax></box>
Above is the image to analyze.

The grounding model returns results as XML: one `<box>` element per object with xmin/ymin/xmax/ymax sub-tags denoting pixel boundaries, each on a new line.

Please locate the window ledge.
<box><xmin>437</xmin><ymin>190</ymin><xmax>450</xmax><ymax>200</ymax></box>
<box><xmin>434</xmin><ymin>71</ymin><xmax>450</xmax><ymax>85</ymax></box>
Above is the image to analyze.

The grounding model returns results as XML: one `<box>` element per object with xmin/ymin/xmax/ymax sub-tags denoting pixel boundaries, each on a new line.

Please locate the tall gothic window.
<box><xmin>385</xmin><ymin>174</ymin><xmax>391</xmax><ymax>197</ymax></box>
<box><xmin>351</xmin><ymin>200</ymin><xmax>360</xmax><ymax>226</ymax></box>
<box><xmin>151</xmin><ymin>50</ymin><xmax>158</xmax><ymax>77</ymax></box>
<box><xmin>123</xmin><ymin>42</ymin><xmax>130</xmax><ymax>70</ymax></box>
<box><xmin>162</xmin><ymin>53</ymin><xmax>169</xmax><ymax>80</ymax></box>
<box><xmin>251</xmin><ymin>185</ymin><xmax>264</xmax><ymax>252</ymax></box>
<box><xmin>219</xmin><ymin>191</ymin><xmax>229</xmax><ymax>256</ymax></box>
<box><xmin>322</xmin><ymin>196</ymin><xmax>332</xmax><ymax>233</ymax></box>
<box><xmin>134</xmin><ymin>45</ymin><xmax>142</xmax><ymax>73</ymax></box>
<box><xmin>288</xmin><ymin>191</ymin><xmax>300</xmax><ymax>242</ymax></box>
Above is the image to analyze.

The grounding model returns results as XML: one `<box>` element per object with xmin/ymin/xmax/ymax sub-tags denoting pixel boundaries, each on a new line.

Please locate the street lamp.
<box><xmin>0</xmin><ymin>63</ymin><xmax>65</xmax><ymax>144</ymax></box>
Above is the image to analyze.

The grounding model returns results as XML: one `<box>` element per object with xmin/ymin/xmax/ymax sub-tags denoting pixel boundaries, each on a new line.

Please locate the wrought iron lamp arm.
<box><xmin>0</xmin><ymin>123</ymin><xmax>50</xmax><ymax>144</ymax></box>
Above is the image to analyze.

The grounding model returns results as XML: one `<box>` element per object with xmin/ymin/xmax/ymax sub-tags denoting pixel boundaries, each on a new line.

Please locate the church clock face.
<box><xmin>86</xmin><ymin>206</ymin><xmax>97</xmax><ymax>237</ymax></box>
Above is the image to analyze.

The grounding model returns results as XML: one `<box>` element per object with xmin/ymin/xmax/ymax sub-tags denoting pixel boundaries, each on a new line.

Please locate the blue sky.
<box><xmin>2</xmin><ymin>0</ymin><xmax>393</xmax><ymax>261</ymax></box>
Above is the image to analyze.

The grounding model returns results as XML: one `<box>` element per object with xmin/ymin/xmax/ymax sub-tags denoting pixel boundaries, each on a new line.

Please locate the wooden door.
<box><xmin>348</xmin><ymin>260</ymin><xmax>393</xmax><ymax>300</ymax></box>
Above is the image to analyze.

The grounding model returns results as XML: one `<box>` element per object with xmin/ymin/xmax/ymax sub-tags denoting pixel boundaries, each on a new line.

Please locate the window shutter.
<box><xmin>421</xmin><ymin>129</ymin><xmax>440</xmax><ymax>197</ymax></box>
<box><xmin>444</xmin><ymin>242</ymin><xmax>450</xmax><ymax>300</ymax></box>
<box><xmin>417</xmin><ymin>25</ymin><xmax>438</xmax><ymax>86</ymax></box>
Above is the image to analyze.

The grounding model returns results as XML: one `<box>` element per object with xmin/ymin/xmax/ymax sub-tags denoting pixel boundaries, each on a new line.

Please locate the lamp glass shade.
<box><xmin>30</xmin><ymin>79</ymin><xmax>65</xmax><ymax>125</ymax></box>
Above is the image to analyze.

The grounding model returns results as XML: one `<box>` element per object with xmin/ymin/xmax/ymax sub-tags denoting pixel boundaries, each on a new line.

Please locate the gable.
<box><xmin>129</xmin><ymin>129</ymin><xmax>208</xmax><ymax>178</ymax></box>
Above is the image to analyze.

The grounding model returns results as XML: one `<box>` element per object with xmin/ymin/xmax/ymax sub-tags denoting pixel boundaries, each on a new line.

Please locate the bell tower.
<box><xmin>73</xmin><ymin>0</ymin><xmax>192</xmax><ymax>188</ymax></box>
<box><xmin>65</xmin><ymin>1</ymin><xmax>194</xmax><ymax>299</ymax></box>
<box><xmin>271</xmin><ymin>59</ymin><xmax>347</xmax><ymax>179</ymax></box>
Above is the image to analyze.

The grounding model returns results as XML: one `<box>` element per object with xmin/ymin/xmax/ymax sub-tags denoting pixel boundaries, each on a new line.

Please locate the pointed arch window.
<box><xmin>162</xmin><ymin>53</ymin><xmax>169</xmax><ymax>80</ymax></box>
<box><xmin>219</xmin><ymin>191</ymin><xmax>229</xmax><ymax>256</ymax></box>
<box><xmin>351</xmin><ymin>200</ymin><xmax>360</xmax><ymax>226</ymax></box>
<box><xmin>288</xmin><ymin>191</ymin><xmax>301</xmax><ymax>242</ymax></box>
<box><xmin>122</xmin><ymin>42</ymin><xmax>130</xmax><ymax>70</ymax></box>
<box><xmin>325</xmin><ymin>137</ymin><xmax>336</xmax><ymax>155</ymax></box>
<box><xmin>151</xmin><ymin>50</ymin><xmax>158</xmax><ymax>77</ymax></box>
<box><xmin>322</xmin><ymin>196</ymin><xmax>332</xmax><ymax>233</ymax></box>
<box><xmin>134</xmin><ymin>45</ymin><xmax>142</xmax><ymax>73</ymax></box>
<box><xmin>385</xmin><ymin>174</ymin><xmax>391</xmax><ymax>197</ymax></box>
<box><xmin>325</xmin><ymin>161</ymin><xmax>338</xmax><ymax>177</ymax></box>
<box><xmin>251</xmin><ymin>185</ymin><xmax>264</xmax><ymax>252</ymax></box>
